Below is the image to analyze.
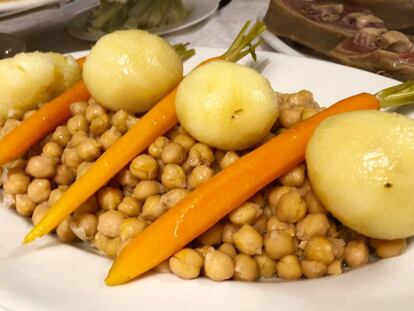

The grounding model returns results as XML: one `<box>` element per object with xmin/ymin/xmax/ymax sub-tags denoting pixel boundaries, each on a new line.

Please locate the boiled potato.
<box><xmin>306</xmin><ymin>110</ymin><xmax>414</xmax><ymax>239</ymax></box>
<box><xmin>175</xmin><ymin>61</ymin><xmax>277</xmax><ymax>150</ymax></box>
<box><xmin>83</xmin><ymin>30</ymin><xmax>182</xmax><ymax>113</ymax></box>
<box><xmin>0</xmin><ymin>52</ymin><xmax>81</xmax><ymax>120</ymax></box>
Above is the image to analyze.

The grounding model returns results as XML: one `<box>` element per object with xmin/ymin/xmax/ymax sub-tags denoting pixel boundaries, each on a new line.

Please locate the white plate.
<box><xmin>0</xmin><ymin>0</ymin><xmax>61</xmax><ymax>13</ymax></box>
<box><xmin>261</xmin><ymin>31</ymin><xmax>305</xmax><ymax>57</ymax></box>
<box><xmin>68</xmin><ymin>0</ymin><xmax>220</xmax><ymax>42</ymax></box>
<box><xmin>1</xmin><ymin>47</ymin><xmax>413</xmax><ymax>311</ymax></box>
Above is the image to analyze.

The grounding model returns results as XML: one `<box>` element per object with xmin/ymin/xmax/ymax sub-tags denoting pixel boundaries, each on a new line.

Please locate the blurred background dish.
<box><xmin>0</xmin><ymin>32</ymin><xmax>26</xmax><ymax>58</ymax></box>
<box><xmin>68</xmin><ymin>0</ymin><xmax>220</xmax><ymax>42</ymax></box>
<box><xmin>0</xmin><ymin>0</ymin><xmax>63</xmax><ymax>12</ymax></box>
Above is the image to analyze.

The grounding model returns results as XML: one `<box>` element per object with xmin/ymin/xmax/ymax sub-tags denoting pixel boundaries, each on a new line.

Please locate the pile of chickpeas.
<box><xmin>0</xmin><ymin>90</ymin><xmax>408</xmax><ymax>282</ymax></box>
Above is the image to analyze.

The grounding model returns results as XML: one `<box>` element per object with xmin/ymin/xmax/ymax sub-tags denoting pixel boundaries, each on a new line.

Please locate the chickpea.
<box><xmin>186</xmin><ymin>143</ymin><xmax>214</xmax><ymax>167</ymax></box>
<box><xmin>253</xmin><ymin>215</ymin><xmax>268</xmax><ymax>235</ymax></box>
<box><xmin>85</xmin><ymin>102</ymin><xmax>106</xmax><ymax>121</ymax></box>
<box><xmin>279</xmin><ymin>165</ymin><xmax>305</xmax><ymax>187</ymax></box>
<box><xmin>98</xmin><ymin>210</ymin><xmax>126</xmax><ymax>238</ymax></box>
<box><xmin>369</xmin><ymin>239</ymin><xmax>407</xmax><ymax>258</ymax></box>
<box><xmin>229</xmin><ymin>202</ymin><xmax>262</xmax><ymax>225</ymax></box>
<box><xmin>219</xmin><ymin>151</ymin><xmax>240</xmax><ymax>169</ymax></box>
<box><xmin>115</xmin><ymin>169</ymin><xmax>139</xmax><ymax>188</ymax></box>
<box><xmin>93</xmin><ymin>233</ymin><xmax>122</xmax><ymax>257</ymax></box>
<box><xmin>264</xmin><ymin>229</ymin><xmax>296</xmax><ymax>260</ymax></box>
<box><xmin>276</xmin><ymin>190</ymin><xmax>307</xmax><ymax>223</ymax></box>
<box><xmin>100</xmin><ymin>127</ymin><xmax>122</xmax><ymax>150</ymax></box>
<box><xmin>26</xmin><ymin>155</ymin><xmax>56</xmax><ymax>178</ymax></box>
<box><xmin>126</xmin><ymin>115</ymin><xmax>138</xmax><ymax>129</ymax></box>
<box><xmin>161</xmin><ymin>164</ymin><xmax>187</xmax><ymax>189</ymax></box>
<box><xmin>141</xmin><ymin>195</ymin><xmax>168</xmax><ymax>221</ymax></box>
<box><xmin>344</xmin><ymin>240</ymin><xmax>369</xmax><ymax>267</ymax></box>
<box><xmin>74</xmin><ymin>195</ymin><xmax>99</xmax><ymax>215</ymax></box>
<box><xmin>296</xmin><ymin>213</ymin><xmax>330</xmax><ymax>240</ymax></box>
<box><xmin>304</xmin><ymin>236</ymin><xmax>335</xmax><ymax>265</ymax></box>
<box><xmin>276</xmin><ymin>255</ymin><xmax>303</xmax><ymax>280</ymax></box>
<box><xmin>154</xmin><ymin>260</ymin><xmax>171</xmax><ymax>273</ymax></box>
<box><xmin>267</xmin><ymin>186</ymin><xmax>292</xmax><ymax>213</ymax></box>
<box><xmin>327</xmin><ymin>220</ymin><xmax>338</xmax><ymax>238</ymax></box>
<box><xmin>195</xmin><ymin>245</ymin><xmax>215</xmax><ymax>257</ymax></box>
<box><xmin>23</xmin><ymin>110</ymin><xmax>36</xmax><ymax>120</ymax></box>
<box><xmin>48</xmin><ymin>187</ymin><xmax>67</xmax><ymax>206</ymax></box>
<box><xmin>197</xmin><ymin>223</ymin><xmax>224</xmax><ymax>246</ymax></box>
<box><xmin>188</xmin><ymin>165</ymin><xmax>214</xmax><ymax>189</ymax></box>
<box><xmin>233</xmin><ymin>224</ymin><xmax>263</xmax><ymax>255</ymax></box>
<box><xmin>32</xmin><ymin>202</ymin><xmax>49</xmax><ymax>225</ymax></box>
<box><xmin>69</xmin><ymin>101</ymin><xmax>88</xmax><ymax>115</ymax></box>
<box><xmin>15</xmin><ymin>194</ymin><xmax>36</xmax><ymax>217</ymax></box>
<box><xmin>222</xmin><ymin>223</ymin><xmax>238</xmax><ymax>244</ymax></box>
<box><xmin>173</xmin><ymin>134</ymin><xmax>195</xmax><ymax>151</ymax></box>
<box><xmin>77</xmin><ymin>138</ymin><xmax>102</xmax><ymax>161</ymax></box>
<box><xmin>327</xmin><ymin>260</ymin><xmax>342</xmax><ymax>275</ymax></box>
<box><xmin>117</xmin><ymin>196</ymin><xmax>142</xmax><ymax>216</ymax></box>
<box><xmin>9</xmin><ymin>159</ymin><xmax>27</xmax><ymax>170</ymax></box>
<box><xmin>218</xmin><ymin>243</ymin><xmax>237</xmax><ymax>258</ymax></box>
<box><xmin>304</xmin><ymin>191</ymin><xmax>327</xmax><ymax>214</ymax></box>
<box><xmin>254</xmin><ymin>253</ymin><xmax>277</xmax><ymax>278</ymax></box>
<box><xmin>288</xmin><ymin>90</ymin><xmax>314</xmax><ymax>107</ymax></box>
<box><xmin>1</xmin><ymin>119</ymin><xmax>21</xmax><ymax>136</ymax></box>
<box><xmin>76</xmin><ymin>162</ymin><xmax>93</xmax><ymax>179</ymax></box>
<box><xmin>161</xmin><ymin>143</ymin><xmax>186</xmax><ymax>164</ymax></box>
<box><xmin>97</xmin><ymin>187</ymin><xmax>122</xmax><ymax>210</ymax></box>
<box><xmin>111</xmin><ymin>110</ymin><xmax>131</xmax><ymax>134</ymax></box>
<box><xmin>119</xmin><ymin>217</ymin><xmax>147</xmax><ymax>242</ymax></box>
<box><xmin>204</xmin><ymin>250</ymin><xmax>235</xmax><ymax>281</ymax></box>
<box><xmin>234</xmin><ymin>254</ymin><xmax>259</xmax><ymax>281</ymax></box>
<box><xmin>56</xmin><ymin>218</ymin><xmax>78</xmax><ymax>242</ymax></box>
<box><xmin>67</xmin><ymin>114</ymin><xmax>88</xmax><ymax>135</ymax></box>
<box><xmin>266</xmin><ymin>215</ymin><xmax>292</xmax><ymax>232</ymax></box>
<box><xmin>53</xmin><ymin>164</ymin><xmax>76</xmax><ymax>185</ymax></box>
<box><xmin>53</xmin><ymin>126</ymin><xmax>71</xmax><ymax>146</ymax></box>
<box><xmin>27</xmin><ymin>179</ymin><xmax>51</xmax><ymax>203</ymax></box>
<box><xmin>42</xmin><ymin>141</ymin><xmax>63</xmax><ymax>158</ymax></box>
<box><xmin>3</xmin><ymin>174</ymin><xmax>30</xmax><ymax>195</ymax></box>
<box><xmin>62</xmin><ymin>147</ymin><xmax>82</xmax><ymax>169</ymax></box>
<box><xmin>130</xmin><ymin>154</ymin><xmax>158</xmax><ymax>180</ymax></box>
<box><xmin>329</xmin><ymin>238</ymin><xmax>346</xmax><ymax>259</ymax></box>
<box><xmin>69</xmin><ymin>213</ymin><xmax>98</xmax><ymax>241</ymax></box>
<box><xmin>169</xmin><ymin>248</ymin><xmax>204</xmax><ymax>280</ymax></box>
<box><xmin>148</xmin><ymin>136</ymin><xmax>169</xmax><ymax>159</ymax></box>
<box><xmin>301</xmin><ymin>260</ymin><xmax>327</xmax><ymax>278</ymax></box>
<box><xmin>161</xmin><ymin>189</ymin><xmax>190</xmax><ymax>208</ymax></box>
<box><xmin>302</xmin><ymin>107</ymin><xmax>319</xmax><ymax>120</ymax></box>
<box><xmin>133</xmin><ymin>180</ymin><xmax>165</xmax><ymax>201</ymax></box>
<box><xmin>90</xmin><ymin>114</ymin><xmax>111</xmax><ymax>136</ymax></box>
<box><xmin>279</xmin><ymin>109</ymin><xmax>301</xmax><ymax>128</ymax></box>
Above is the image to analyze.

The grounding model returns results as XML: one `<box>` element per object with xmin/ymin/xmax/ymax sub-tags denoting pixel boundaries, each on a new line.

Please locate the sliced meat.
<box><xmin>377</xmin><ymin>31</ymin><xmax>413</xmax><ymax>53</ymax></box>
<box><xmin>344</xmin><ymin>0</ymin><xmax>414</xmax><ymax>30</ymax></box>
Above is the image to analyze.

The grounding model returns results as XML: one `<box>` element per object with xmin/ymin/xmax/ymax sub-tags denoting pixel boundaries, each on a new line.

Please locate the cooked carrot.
<box><xmin>105</xmin><ymin>93</ymin><xmax>380</xmax><ymax>285</ymax></box>
<box><xmin>23</xmin><ymin>21</ymin><xmax>266</xmax><ymax>244</ymax></box>
<box><xmin>0</xmin><ymin>81</ymin><xmax>90</xmax><ymax>165</ymax></box>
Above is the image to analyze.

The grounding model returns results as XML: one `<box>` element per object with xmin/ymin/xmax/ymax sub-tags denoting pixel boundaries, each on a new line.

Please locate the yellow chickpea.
<box><xmin>15</xmin><ymin>194</ymin><xmax>36</xmax><ymax>217</ymax></box>
<box><xmin>161</xmin><ymin>143</ymin><xmax>186</xmax><ymax>164</ymax></box>
<box><xmin>53</xmin><ymin>164</ymin><xmax>76</xmax><ymax>185</ymax></box>
<box><xmin>3</xmin><ymin>174</ymin><xmax>30</xmax><ymax>195</ymax></box>
<box><xmin>173</xmin><ymin>134</ymin><xmax>195</xmax><ymax>151</ymax></box>
<box><xmin>161</xmin><ymin>164</ymin><xmax>187</xmax><ymax>189</ymax></box>
<box><xmin>169</xmin><ymin>248</ymin><xmax>204</xmax><ymax>280</ymax></box>
<box><xmin>279</xmin><ymin>165</ymin><xmax>305</xmax><ymax>187</ymax></box>
<box><xmin>301</xmin><ymin>260</ymin><xmax>327</xmax><ymax>278</ymax></box>
<box><xmin>267</xmin><ymin>186</ymin><xmax>292</xmax><ymax>213</ymax></box>
<box><xmin>90</xmin><ymin>114</ymin><xmax>111</xmax><ymax>136</ymax></box>
<box><xmin>133</xmin><ymin>180</ymin><xmax>165</xmax><ymax>201</ymax></box>
<box><xmin>100</xmin><ymin>126</ymin><xmax>122</xmax><ymax>150</ymax></box>
<box><xmin>70</xmin><ymin>213</ymin><xmax>98</xmax><ymax>241</ymax></box>
<box><xmin>296</xmin><ymin>213</ymin><xmax>330</xmax><ymax>240</ymax></box>
<box><xmin>52</xmin><ymin>125</ymin><xmax>71</xmax><ymax>146</ymax></box>
<box><xmin>343</xmin><ymin>240</ymin><xmax>369</xmax><ymax>267</ymax></box>
<box><xmin>32</xmin><ymin>202</ymin><xmax>49</xmax><ymax>225</ymax></box>
<box><xmin>222</xmin><ymin>223</ymin><xmax>238</xmax><ymax>244</ymax></box>
<box><xmin>204</xmin><ymin>250</ymin><xmax>235</xmax><ymax>281</ymax></box>
<box><xmin>369</xmin><ymin>239</ymin><xmax>407</xmax><ymax>258</ymax></box>
<box><xmin>42</xmin><ymin>141</ymin><xmax>63</xmax><ymax>158</ymax></box>
<box><xmin>252</xmin><ymin>214</ymin><xmax>268</xmax><ymax>235</ymax></box>
<box><xmin>304</xmin><ymin>236</ymin><xmax>335</xmax><ymax>265</ymax></box>
<box><xmin>219</xmin><ymin>151</ymin><xmax>240</xmax><ymax>169</ymax></box>
<box><xmin>68</xmin><ymin>131</ymin><xmax>87</xmax><ymax>148</ymax></box>
<box><xmin>276</xmin><ymin>255</ymin><xmax>303</xmax><ymax>280</ymax></box>
<box><xmin>119</xmin><ymin>217</ymin><xmax>147</xmax><ymax>242</ymax></box>
<box><xmin>97</xmin><ymin>210</ymin><xmax>126</xmax><ymax>238</ymax></box>
<box><xmin>85</xmin><ymin>102</ymin><xmax>106</xmax><ymax>121</ymax></box>
<box><xmin>56</xmin><ymin>218</ymin><xmax>78</xmax><ymax>242</ymax></box>
<box><xmin>67</xmin><ymin>114</ymin><xmax>89</xmax><ymax>135</ymax></box>
<box><xmin>264</xmin><ymin>229</ymin><xmax>296</xmax><ymax>260</ymax></box>
<box><xmin>115</xmin><ymin>169</ymin><xmax>139</xmax><ymax>188</ymax></box>
<box><xmin>266</xmin><ymin>215</ymin><xmax>292</xmax><ymax>232</ymax></box>
<box><xmin>276</xmin><ymin>190</ymin><xmax>307</xmax><ymax>223</ymax></box>
<box><xmin>186</xmin><ymin>143</ymin><xmax>214</xmax><ymax>167</ymax></box>
<box><xmin>117</xmin><ymin>196</ymin><xmax>142</xmax><ymax>216</ymax></box>
<box><xmin>74</xmin><ymin>195</ymin><xmax>99</xmax><ymax>215</ymax></box>
<box><xmin>161</xmin><ymin>189</ymin><xmax>190</xmax><ymax>208</ymax></box>
<box><xmin>233</xmin><ymin>254</ymin><xmax>259</xmax><ymax>281</ymax></box>
<box><xmin>62</xmin><ymin>147</ymin><xmax>82</xmax><ymax>169</ymax></box>
<box><xmin>111</xmin><ymin>110</ymin><xmax>131</xmax><ymax>134</ymax></box>
<box><xmin>26</xmin><ymin>155</ymin><xmax>56</xmax><ymax>178</ymax></box>
<box><xmin>141</xmin><ymin>195</ymin><xmax>167</xmax><ymax>221</ymax></box>
<box><xmin>48</xmin><ymin>187</ymin><xmax>67</xmax><ymax>206</ymax></box>
<box><xmin>197</xmin><ymin>223</ymin><xmax>224</xmax><ymax>246</ymax></box>
<box><xmin>304</xmin><ymin>191</ymin><xmax>327</xmax><ymax>214</ymax></box>
<box><xmin>148</xmin><ymin>136</ymin><xmax>169</xmax><ymax>159</ymax></box>
<box><xmin>69</xmin><ymin>101</ymin><xmax>88</xmax><ymax>115</ymax></box>
<box><xmin>27</xmin><ymin>179</ymin><xmax>51</xmax><ymax>203</ymax></box>
<box><xmin>77</xmin><ymin>138</ymin><xmax>102</xmax><ymax>161</ymax></box>
<box><xmin>130</xmin><ymin>154</ymin><xmax>158</xmax><ymax>180</ymax></box>
<box><xmin>188</xmin><ymin>165</ymin><xmax>214</xmax><ymax>189</ymax></box>
<box><xmin>279</xmin><ymin>109</ymin><xmax>301</xmax><ymax>128</ymax></box>
<box><xmin>254</xmin><ymin>253</ymin><xmax>277</xmax><ymax>278</ymax></box>
<box><xmin>229</xmin><ymin>202</ymin><xmax>262</xmax><ymax>225</ymax></box>
<box><xmin>327</xmin><ymin>260</ymin><xmax>342</xmax><ymax>275</ymax></box>
<box><xmin>232</xmin><ymin>224</ymin><xmax>263</xmax><ymax>256</ymax></box>
<box><xmin>98</xmin><ymin>187</ymin><xmax>123</xmax><ymax>211</ymax></box>
<box><xmin>76</xmin><ymin>162</ymin><xmax>93</xmax><ymax>179</ymax></box>
<box><xmin>218</xmin><ymin>243</ymin><xmax>237</xmax><ymax>258</ymax></box>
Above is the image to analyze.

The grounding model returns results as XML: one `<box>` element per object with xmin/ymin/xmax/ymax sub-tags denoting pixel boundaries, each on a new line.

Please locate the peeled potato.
<box><xmin>0</xmin><ymin>52</ymin><xmax>81</xmax><ymax>120</ymax></box>
<box><xmin>306</xmin><ymin>110</ymin><xmax>414</xmax><ymax>239</ymax></box>
<box><xmin>83</xmin><ymin>30</ymin><xmax>183</xmax><ymax>113</ymax></box>
<box><xmin>175</xmin><ymin>61</ymin><xmax>277</xmax><ymax>150</ymax></box>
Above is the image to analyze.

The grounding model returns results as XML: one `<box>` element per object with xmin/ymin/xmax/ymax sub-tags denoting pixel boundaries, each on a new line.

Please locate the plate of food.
<box><xmin>0</xmin><ymin>22</ymin><xmax>413</xmax><ymax>311</ymax></box>
<box><xmin>263</xmin><ymin>0</ymin><xmax>414</xmax><ymax>81</ymax></box>
<box><xmin>0</xmin><ymin>0</ymin><xmax>62</xmax><ymax>13</ymax></box>
<box><xmin>68</xmin><ymin>0</ymin><xmax>220</xmax><ymax>42</ymax></box>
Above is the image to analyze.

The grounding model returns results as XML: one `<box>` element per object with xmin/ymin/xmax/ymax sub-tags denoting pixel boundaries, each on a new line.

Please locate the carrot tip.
<box><xmin>23</xmin><ymin>230</ymin><xmax>37</xmax><ymax>244</ymax></box>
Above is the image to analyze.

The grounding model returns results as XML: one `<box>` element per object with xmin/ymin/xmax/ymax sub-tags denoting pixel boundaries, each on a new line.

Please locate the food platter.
<box><xmin>68</xmin><ymin>0</ymin><xmax>220</xmax><ymax>42</ymax></box>
<box><xmin>0</xmin><ymin>0</ymin><xmax>61</xmax><ymax>13</ymax></box>
<box><xmin>0</xmin><ymin>47</ymin><xmax>413</xmax><ymax>311</ymax></box>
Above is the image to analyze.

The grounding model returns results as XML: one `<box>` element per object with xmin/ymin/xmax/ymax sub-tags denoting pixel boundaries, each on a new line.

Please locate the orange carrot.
<box><xmin>105</xmin><ymin>93</ymin><xmax>380</xmax><ymax>285</ymax></box>
<box><xmin>0</xmin><ymin>81</ymin><xmax>90</xmax><ymax>165</ymax></box>
<box><xmin>23</xmin><ymin>21</ymin><xmax>266</xmax><ymax>244</ymax></box>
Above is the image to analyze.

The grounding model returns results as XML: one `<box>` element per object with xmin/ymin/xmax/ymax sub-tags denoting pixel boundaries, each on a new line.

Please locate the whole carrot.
<box><xmin>23</xmin><ymin>21</ymin><xmax>266</xmax><ymax>244</ymax></box>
